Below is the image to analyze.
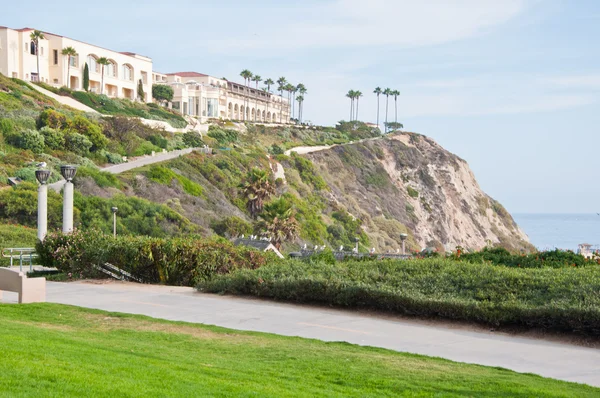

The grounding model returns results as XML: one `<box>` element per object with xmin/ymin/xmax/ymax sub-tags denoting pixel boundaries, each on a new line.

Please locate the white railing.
<box><xmin>2</xmin><ymin>248</ymin><xmax>38</xmax><ymax>272</ymax></box>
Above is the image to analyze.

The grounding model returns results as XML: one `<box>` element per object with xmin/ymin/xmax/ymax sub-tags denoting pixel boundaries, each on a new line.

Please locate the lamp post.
<box><xmin>399</xmin><ymin>233</ymin><xmax>408</xmax><ymax>255</ymax></box>
<box><xmin>111</xmin><ymin>207</ymin><xmax>118</xmax><ymax>237</ymax></box>
<box><xmin>35</xmin><ymin>168</ymin><xmax>51</xmax><ymax>241</ymax></box>
<box><xmin>60</xmin><ymin>165</ymin><xmax>77</xmax><ymax>234</ymax></box>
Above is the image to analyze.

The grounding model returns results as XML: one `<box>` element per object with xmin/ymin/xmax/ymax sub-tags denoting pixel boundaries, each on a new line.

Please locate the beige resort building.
<box><xmin>0</xmin><ymin>25</ymin><xmax>291</xmax><ymax>123</ymax></box>
<box><xmin>0</xmin><ymin>26</ymin><xmax>152</xmax><ymax>101</ymax></box>
<box><xmin>153</xmin><ymin>71</ymin><xmax>291</xmax><ymax>123</ymax></box>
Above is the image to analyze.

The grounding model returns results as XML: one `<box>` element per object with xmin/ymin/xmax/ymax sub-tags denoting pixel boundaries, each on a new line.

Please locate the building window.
<box><xmin>30</xmin><ymin>42</ymin><xmax>36</xmax><ymax>55</ymax></box>
<box><xmin>87</xmin><ymin>55</ymin><xmax>99</xmax><ymax>73</ymax></box>
<box><xmin>206</xmin><ymin>98</ymin><xmax>218</xmax><ymax>118</ymax></box>
<box><xmin>53</xmin><ymin>78</ymin><xmax>58</xmax><ymax>83</ymax></box>
<box><xmin>53</xmin><ymin>49</ymin><xmax>58</xmax><ymax>65</ymax></box>
<box><xmin>122</xmin><ymin>65</ymin><xmax>133</xmax><ymax>81</ymax></box>
<box><xmin>105</xmin><ymin>61</ymin><xmax>117</xmax><ymax>78</ymax></box>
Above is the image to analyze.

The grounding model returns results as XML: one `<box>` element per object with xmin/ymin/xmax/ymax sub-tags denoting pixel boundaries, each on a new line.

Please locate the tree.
<box><xmin>137</xmin><ymin>79</ymin><xmax>145</xmax><ymax>102</ymax></box>
<box><xmin>240</xmin><ymin>70</ymin><xmax>253</xmax><ymax>121</ymax></box>
<box><xmin>296</xmin><ymin>84</ymin><xmax>307</xmax><ymax>122</ymax></box>
<box><xmin>152</xmin><ymin>84</ymin><xmax>174</xmax><ymax>103</ymax></box>
<box><xmin>393</xmin><ymin>90</ymin><xmax>400</xmax><ymax>123</ymax></box>
<box><xmin>97</xmin><ymin>57</ymin><xmax>110</xmax><ymax>95</ymax></box>
<box><xmin>296</xmin><ymin>95</ymin><xmax>304</xmax><ymax>124</ymax></box>
<box><xmin>346</xmin><ymin>90</ymin><xmax>356</xmax><ymax>121</ymax></box>
<box><xmin>83</xmin><ymin>63</ymin><xmax>90</xmax><ymax>92</ymax></box>
<box><xmin>61</xmin><ymin>46</ymin><xmax>77</xmax><ymax>89</ymax></box>
<box><xmin>240</xmin><ymin>168</ymin><xmax>275</xmax><ymax>219</ymax></box>
<box><xmin>258</xmin><ymin>197</ymin><xmax>300</xmax><ymax>250</ymax></box>
<box><xmin>355</xmin><ymin>91</ymin><xmax>363</xmax><ymax>121</ymax></box>
<box><xmin>277</xmin><ymin>77</ymin><xmax>287</xmax><ymax>123</ymax></box>
<box><xmin>291</xmin><ymin>85</ymin><xmax>298</xmax><ymax>120</ymax></box>
<box><xmin>373</xmin><ymin>87</ymin><xmax>382</xmax><ymax>129</ymax></box>
<box><xmin>284</xmin><ymin>83</ymin><xmax>295</xmax><ymax>123</ymax></box>
<box><xmin>252</xmin><ymin>74</ymin><xmax>261</xmax><ymax>121</ymax></box>
<box><xmin>30</xmin><ymin>30</ymin><xmax>46</xmax><ymax>82</ymax></box>
<box><xmin>384</xmin><ymin>122</ymin><xmax>404</xmax><ymax>132</ymax></box>
<box><xmin>383</xmin><ymin>88</ymin><xmax>392</xmax><ymax>132</ymax></box>
<box><xmin>264</xmin><ymin>78</ymin><xmax>274</xmax><ymax>115</ymax></box>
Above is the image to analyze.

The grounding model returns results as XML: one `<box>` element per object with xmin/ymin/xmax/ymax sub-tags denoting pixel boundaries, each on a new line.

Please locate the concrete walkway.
<box><xmin>2</xmin><ymin>281</ymin><xmax>598</xmax><ymax>387</ymax></box>
<box><xmin>31</xmin><ymin>84</ymin><xmax>98</xmax><ymax>113</ymax></box>
<box><xmin>49</xmin><ymin>148</ymin><xmax>197</xmax><ymax>192</ymax></box>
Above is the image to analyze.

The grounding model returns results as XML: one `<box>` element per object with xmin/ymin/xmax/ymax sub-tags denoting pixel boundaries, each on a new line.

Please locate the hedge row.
<box><xmin>451</xmin><ymin>247</ymin><xmax>599</xmax><ymax>268</ymax></box>
<box><xmin>198</xmin><ymin>259</ymin><xmax>600</xmax><ymax>336</ymax></box>
<box><xmin>37</xmin><ymin>230</ymin><xmax>272</xmax><ymax>286</ymax></box>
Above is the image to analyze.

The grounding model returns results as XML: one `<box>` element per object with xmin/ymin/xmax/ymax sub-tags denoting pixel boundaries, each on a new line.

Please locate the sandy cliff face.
<box><xmin>305</xmin><ymin>132</ymin><xmax>531</xmax><ymax>252</ymax></box>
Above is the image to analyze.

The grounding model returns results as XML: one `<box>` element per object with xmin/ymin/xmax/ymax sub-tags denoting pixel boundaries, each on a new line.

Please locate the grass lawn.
<box><xmin>0</xmin><ymin>304</ymin><xmax>597</xmax><ymax>397</ymax></box>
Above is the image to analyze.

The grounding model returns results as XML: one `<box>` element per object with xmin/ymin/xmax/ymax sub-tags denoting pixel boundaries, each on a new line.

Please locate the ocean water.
<box><xmin>513</xmin><ymin>214</ymin><xmax>599</xmax><ymax>251</ymax></box>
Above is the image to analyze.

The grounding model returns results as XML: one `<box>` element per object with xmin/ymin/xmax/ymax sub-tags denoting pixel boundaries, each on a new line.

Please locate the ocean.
<box><xmin>513</xmin><ymin>214</ymin><xmax>599</xmax><ymax>251</ymax></box>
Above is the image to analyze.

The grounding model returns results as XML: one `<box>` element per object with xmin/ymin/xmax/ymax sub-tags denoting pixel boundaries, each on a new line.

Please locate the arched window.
<box><xmin>104</xmin><ymin>60</ymin><xmax>118</xmax><ymax>78</ymax></box>
<box><xmin>87</xmin><ymin>55</ymin><xmax>99</xmax><ymax>73</ymax></box>
<box><xmin>122</xmin><ymin>64</ymin><xmax>133</xmax><ymax>81</ymax></box>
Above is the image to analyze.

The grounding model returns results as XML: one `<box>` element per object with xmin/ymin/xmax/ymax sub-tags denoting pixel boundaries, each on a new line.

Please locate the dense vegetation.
<box><xmin>3</xmin><ymin>305</ymin><xmax>596</xmax><ymax>397</ymax></box>
<box><xmin>37</xmin><ymin>230</ymin><xmax>271</xmax><ymax>285</ymax></box>
<box><xmin>450</xmin><ymin>246</ymin><xmax>599</xmax><ymax>268</ymax></box>
<box><xmin>37</xmin><ymin>82</ymin><xmax>186</xmax><ymax>128</ymax></box>
<box><xmin>199</xmin><ymin>257</ymin><xmax>600</xmax><ymax>336</ymax></box>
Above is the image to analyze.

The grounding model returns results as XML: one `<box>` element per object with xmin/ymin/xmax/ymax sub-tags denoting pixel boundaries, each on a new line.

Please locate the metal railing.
<box><xmin>2</xmin><ymin>248</ymin><xmax>38</xmax><ymax>272</ymax></box>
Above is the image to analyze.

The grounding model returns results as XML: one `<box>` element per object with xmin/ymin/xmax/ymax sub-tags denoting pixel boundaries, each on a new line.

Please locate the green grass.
<box><xmin>0</xmin><ymin>223</ymin><xmax>37</xmax><ymax>249</ymax></box>
<box><xmin>0</xmin><ymin>304</ymin><xmax>596</xmax><ymax>397</ymax></box>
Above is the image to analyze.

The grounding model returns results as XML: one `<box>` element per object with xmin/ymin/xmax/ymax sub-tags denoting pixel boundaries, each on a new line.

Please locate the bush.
<box><xmin>407</xmin><ymin>187</ymin><xmax>419</xmax><ymax>198</ymax></box>
<box><xmin>199</xmin><ymin>258</ymin><xmax>600</xmax><ymax>336</ymax></box>
<box><xmin>182</xmin><ymin>131</ymin><xmax>204</xmax><ymax>148</ymax></box>
<box><xmin>452</xmin><ymin>247</ymin><xmax>598</xmax><ymax>268</ymax></box>
<box><xmin>74</xmin><ymin>166</ymin><xmax>121</xmax><ymax>188</ymax></box>
<box><xmin>146</xmin><ymin>165</ymin><xmax>203</xmax><ymax>197</ymax></box>
<box><xmin>105</xmin><ymin>151</ymin><xmax>123</xmax><ymax>164</ymax></box>
<box><xmin>0</xmin><ymin>119</ymin><xmax>15</xmax><ymax>135</ymax></box>
<box><xmin>40</xmin><ymin>126</ymin><xmax>65</xmax><ymax>150</ymax></box>
<box><xmin>210</xmin><ymin>216</ymin><xmax>252</xmax><ymax>238</ymax></box>
<box><xmin>65</xmin><ymin>132</ymin><xmax>92</xmax><ymax>155</ymax></box>
<box><xmin>37</xmin><ymin>109</ymin><xmax>68</xmax><ymax>129</ymax></box>
<box><xmin>37</xmin><ymin>231</ymin><xmax>272</xmax><ymax>286</ymax></box>
<box><xmin>8</xmin><ymin>129</ymin><xmax>45</xmax><ymax>153</ymax></box>
<box><xmin>132</xmin><ymin>140</ymin><xmax>161</xmax><ymax>156</ymax></box>
<box><xmin>67</xmin><ymin>115</ymin><xmax>108</xmax><ymax>151</ymax></box>
<box><xmin>207</xmin><ymin>127</ymin><xmax>238</xmax><ymax>145</ymax></box>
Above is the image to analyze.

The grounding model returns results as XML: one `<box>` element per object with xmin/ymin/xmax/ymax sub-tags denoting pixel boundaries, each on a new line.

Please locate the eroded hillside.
<box><xmin>304</xmin><ymin>133</ymin><xmax>532</xmax><ymax>252</ymax></box>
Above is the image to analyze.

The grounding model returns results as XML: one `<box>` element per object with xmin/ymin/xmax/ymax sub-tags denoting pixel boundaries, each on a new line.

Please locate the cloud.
<box><xmin>541</xmin><ymin>74</ymin><xmax>600</xmax><ymax>89</ymax></box>
<box><xmin>200</xmin><ymin>0</ymin><xmax>530</xmax><ymax>54</ymax></box>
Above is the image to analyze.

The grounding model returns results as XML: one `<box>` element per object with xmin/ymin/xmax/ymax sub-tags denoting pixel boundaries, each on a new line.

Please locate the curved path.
<box><xmin>5</xmin><ymin>281</ymin><xmax>597</xmax><ymax>387</ymax></box>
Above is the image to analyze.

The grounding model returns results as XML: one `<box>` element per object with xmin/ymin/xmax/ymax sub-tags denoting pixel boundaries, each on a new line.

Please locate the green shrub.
<box><xmin>148</xmin><ymin>134</ymin><xmax>169</xmax><ymax>149</ymax></box>
<box><xmin>207</xmin><ymin>127</ymin><xmax>238</xmax><ymax>145</ymax></box>
<box><xmin>65</xmin><ymin>132</ymin><xmax>92</xmax><ymax>155</ymax></box>
<box><xmin>105</xmin><ymin>151</ymin><xmax>123</xmax><ymax>164</ymax></box>
<box><xmin>67</xmin><ymin>115</ymin><xmax>108</xmax><ymax>151</ymax></box>
<box><xmin>40</xmin><ymin>126</ymin><xmax>65</xmax><ymax>150</ymax></box>
<box><xmin>210</xmin><ymin>216</ymin><xmax>252</xmax><ymax>238</ymax></box>
<box><xmin>407</xmin><ymin>186</ymin><xmax>419</xmax><ymax>198</ymax></box>
<box><xmin>75</xmin><ymin>166</ymin><xmax>121</xmax><ymax>188</ymax></box>
<box><xmin>146</xmin><ymin>165</ymin><xmax>203</xmax><ymax>197</ymax></box>
<box><xmin>37</xmin><ymin>109</ymin><xmax>68</xmax><ymax>129</ymax></box>
<box><xmin>37</xmin><ymin>231</ymin><xmax>271</xmax><ymax>286</ymax></box>
<box><xmin>453</xmin><ymin>247</ymin><xmax>597</xmax><ymax>268</ymax></box>
<box><xmin>182</xmin><ymin>131</ymin><xmax>204</xmax><ymax>148</ymax></box>
<box><xmin>199</xmin><ymin>258</ymin><xmax>600</xmax><ymax>336</ymax></box>
<box><xmin>0</xmin><ymin>119</ymin><xmax>15</xmax><ymax>135</ymax></box>
<box><xmin>132</xmin><ymin>140</ymin><xmax>161</xmax><ymax>156</ymax></box>
<box><xmin>8</xmin><ymin>129</ymin><xmax>45</xmax><ymax>153</ymax></box>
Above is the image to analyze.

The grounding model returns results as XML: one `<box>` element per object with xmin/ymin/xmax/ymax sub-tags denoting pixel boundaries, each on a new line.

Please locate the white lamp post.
<box><xmin>35</xmin><ymin>169</ymin><xmax>51</xmax><ymax>241</ymax></box>
<box><xmin>61</xmin><ymin>165</ymin><xmax>77</xmax><ymax>234</ymax></box>
<box><xmin>400</xmin><ymin>233</ymin><xmax>408</xmax><ymax>255</ymax></box>
<box><xmin>111</xmin><ymin>207</ymin><xmax>118</xmax><ymax>237</ymax></box>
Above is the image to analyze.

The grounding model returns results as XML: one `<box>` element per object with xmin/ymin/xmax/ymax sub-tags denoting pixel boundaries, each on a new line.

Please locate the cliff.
<box><xmin>303</xmin><ymin>132</ymin><xmax>532</xmax><ymax>252</ymax></box>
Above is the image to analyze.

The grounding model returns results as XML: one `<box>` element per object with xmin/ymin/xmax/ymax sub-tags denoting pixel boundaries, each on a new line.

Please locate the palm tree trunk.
<box><xmin>292</xmin><ymin>93</ymin><xmax>296</xmax><ymax>120</ymax></box>
<box><xmin>101</xmin><ymin>66</ymin><xmax>104</xmax><ymax>94</ymax></box>
<box><xmin>356</xmin><ymin>98</ymin><xmax>360</xmax><ymax>121</ymax></box>
<box><xmin>385</xmin><ymin>96</ymin><xmax>389</xmax><ymax>131</ymax></box>
<box><xmin>349</xmin><ymin>98</ymin><xmax>353</xmax><ymax>121</ymax></box>
<box><xmin>376</xmin><ymin>95</ymin><xmax>380</xmax><ymax>127</ymax></box>
<box><xmin>395</xmin><ymin>97</ymin><xmax>398</xmax><ymax>123</ymax></box>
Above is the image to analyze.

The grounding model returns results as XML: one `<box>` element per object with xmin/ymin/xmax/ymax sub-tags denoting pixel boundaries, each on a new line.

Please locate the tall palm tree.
<box><xmin>30</xmin><ymin>30</ymin><xmax>46</xmax><ymax>82</ymax></box>
<box><xmin>252</xmin><ymin>74</ymin><xmax>262</xmax><ymax>121</ymax></box>
<box><xmin>240</xmin><ymin>70</ymin><xmax>253</xmax><ymax>120</ymax></box>
<box><xmin>346</xmin><ymin>90</ymin><xmax>355</xmax><ymax>121</ymax></box>
<box><xmin>284</xmin><ymin>83</ymin><xmax>295</xmax><ymax>122</ymax></box>
<box><xmin>61</xmin><ymin>46</ymin><xmax>77</xmax><ymax>89</ymax></box>
<box><xmin>239</xmin><ymin>168</ymin><xmax>276</xmax><ymax>219</ymax></box>
<box><xmin>291</xmin><ymin>86</ymin><xmax>298</xmax><ymax>120</ymax></box>
<box><xmin>354</xmin><ymin>91</ymin><xmax>363</xmax><ymax>121</ymax></box>
<box><xmin>277</xmin><ymin>77</ymin><xmax>287</xmax><ymax>123</ymax></box>
<box><xmin>97</xmin><ymin>57</ymin><xmax>110</xmax><ymax>95</ymax></box>
<box><xmin>264</xmin><ymin>78</ymin><xmax>274</xmax><ymax>116</ymax></box>
<box><xmin>393</xmin><ymin>90</ymin><xmax>401</xmax><ymax>123</ymax></box>
<box><xmin>373</xmin><ymin>87</ymin><xmax>382</xmax><ymax>128</ymax></box>
<box><xmin>296</xmin><ymin>84</ymin><xmax>307</xmax><ymax>123</ymax></box>
<box><xmin>383</xmin><ymin>88</ymin><xmax>392</xmax><ymax>131</ymax></box>
<box><xmin>296</xmin><ymin>95</ymin><xmax>304</xmax><ymax>124</ymax></box>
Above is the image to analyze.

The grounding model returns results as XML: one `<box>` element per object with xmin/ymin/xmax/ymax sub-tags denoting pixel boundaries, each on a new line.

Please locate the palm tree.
<box><xmin>373</xmin><ymin>87</ymin><xmax>382</xmax><ymax>129</ymax></box>
<box><xmin>296</xmin><ymin>95</ymin><xmax>304</xmax><ymax>124</ymax></box>
<box><xmin>284</xmin><ymin>83</ymin><xmax>295</xmax><ymax>122</ymax></box>
<box><xmin>239</xmin><ymin>168</ymin><xmax>276</xmax><ymax>219</ymax></box>
<box><xmin>277</xmin><ymin>77</ymin><xmax>287</xmax><ymax>122</ymax></box>
<box><xmin>97</xmin><ymin>57</ymin><xmax>110</xmax><ymax>95</ymax></box>
<box><xmin>296</xmin><ymin>84</ymin><xmax>307</xmax><ymax>123</ymax></box>
<box><xmin>383</xmin><ymin>88</ymin><xmax>392</xmax><ymax>132</ymax></box>
<box><xmin>264</xmin><ymin>78</ymin><xmax>274</xmax><ymax>116</ymax></box>
<box><xmin>346</xmin><ymin>90</ymin><xmax>355</xmax><ymax>121</ymax></box>
<box><xmin>355</xmin><ymin>91</ymin><xmax>363</xmax><ymax>121</ymax></box>
<box><xmin>61</xmin><ymin>46</ymin><xmax>77</xmax><ymax>89</ymax></box>
<box><xmin>252</xmin><ymin>74</ymin><xmax>262</xmax><ymax>121</ymax></box>
<box><xmin>30</xmin><ymin>30</ymin><xmax>46</xmax><ymax>82</ymax></box>
<box><xmin>393</xmin><ymin>90</ymin><xmax>401</xmax><ymax>123</ymax></box>
<box><xmin>258</xmin><ymin>198</ymin><xmax>300</xmax><ymax>250</ymax></box>
<box><xmin>240</xmin><ymin>70</ymin><xmax>253</xmax><ymax>120</ymax></box>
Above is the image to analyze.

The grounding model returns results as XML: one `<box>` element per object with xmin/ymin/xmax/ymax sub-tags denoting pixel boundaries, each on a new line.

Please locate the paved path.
<box><xmin>2</xmin><ymin>281</ymin><xmax>598</xmax><ymax>387</ymax></box>
<box><xmin>49</xmin><ymin>148</ymin><xmax>197</xmax><ymax>192</ymax></box>
<box><xmin>31</xmin><ymin>84</ymin><xmax>98</xmax><ymax>113</ymax></box>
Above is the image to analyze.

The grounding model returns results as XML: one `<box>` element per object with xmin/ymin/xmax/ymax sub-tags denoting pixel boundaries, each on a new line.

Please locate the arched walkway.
<box><xmin>234</xmin><ymin>104</ymin><xmax>239</xmax><ymax>119</ymax></box>
<box><xmin>228</xmin><ymin>103</ymin><xmax>233</xmax><ymax>118</ymax></box>
<box><xmin>240</xmin><ymin>105</ymin><xmax>245</xmax><ymax>121</ymax></box>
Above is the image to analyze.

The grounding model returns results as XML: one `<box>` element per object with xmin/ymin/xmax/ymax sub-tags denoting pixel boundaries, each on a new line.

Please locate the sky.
<box><xmin>3</xmin><ymin>0</ymin><xmax>600</xmax><ymax>214</ymax></box>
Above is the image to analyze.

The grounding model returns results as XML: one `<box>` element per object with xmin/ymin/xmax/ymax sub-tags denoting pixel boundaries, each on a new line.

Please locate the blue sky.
<box><xmin>3</xmin><ymin>0</ymin><xmax>599</xmax><ymax>214</ymax></box>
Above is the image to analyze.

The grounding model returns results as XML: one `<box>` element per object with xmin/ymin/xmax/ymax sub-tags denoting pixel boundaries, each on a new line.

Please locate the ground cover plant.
<box><xmin>198</xmin><ymin>258</ymin><xmax>600</xmax><ymax>336</ymax></box>
<box><xmin>450</xmin><ymin>246</ymin><xmax>599</xmax><ymax>268</ymax></box>
<box><xmin>0</xmin><ymin>304</ymin><xmax>597</xmax><ymax>397</ymax></box>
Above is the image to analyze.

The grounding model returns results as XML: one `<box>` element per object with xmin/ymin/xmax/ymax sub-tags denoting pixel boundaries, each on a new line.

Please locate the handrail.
<box><xmin>1</xmin><ymin>248</ymin><xmax>38</xmax><ymax>272</ymax></box>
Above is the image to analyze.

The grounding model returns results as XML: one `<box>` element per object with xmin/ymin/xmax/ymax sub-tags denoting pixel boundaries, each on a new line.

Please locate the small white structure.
<box><xmin>577</xmin><ymin>243</ymin><xmax>598</xmax><ymax>259</ymax></box>
<box><xmin>0</xmin><ymin>268</ymin><xmax>46</xmax><ymax>304</ymax></box>
<box><xmin>232</xmin><ymin>238</ymin><xmax>284</xmax><ymax>259</ymax></box>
